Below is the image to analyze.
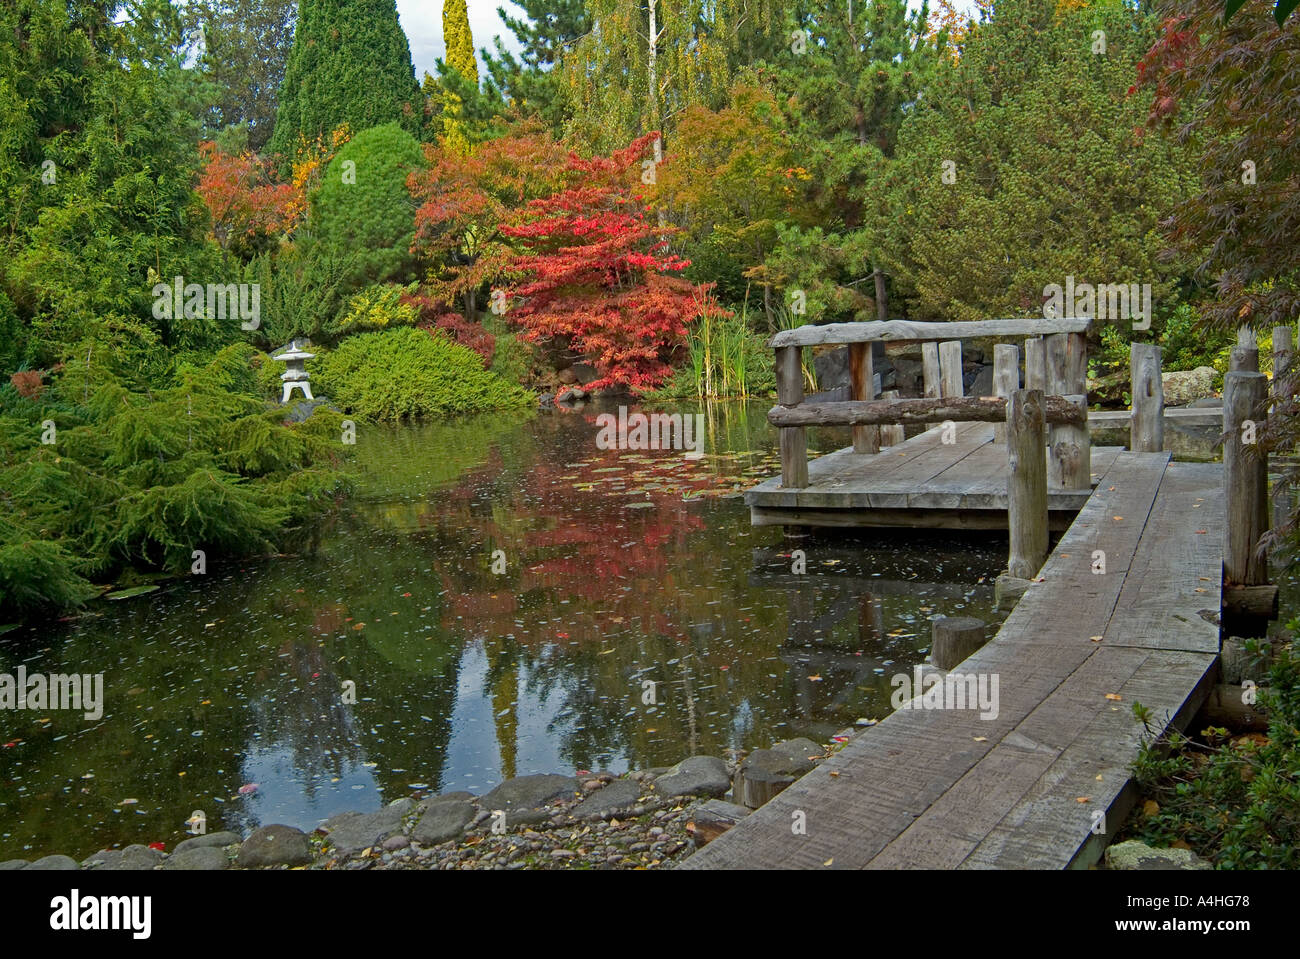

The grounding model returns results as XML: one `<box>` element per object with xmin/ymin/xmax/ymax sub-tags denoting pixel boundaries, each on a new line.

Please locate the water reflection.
<box><xmin>0</xmin><ymin>401</ymin><xmax>1008</xmax><ymax>858</ymax></box>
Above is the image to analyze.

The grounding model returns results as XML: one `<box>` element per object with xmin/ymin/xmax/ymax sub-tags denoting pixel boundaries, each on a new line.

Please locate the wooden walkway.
<box><xmin>747</xmin><ymin>422</ymin><xmax>1122</xmax><ymax>529</ymax></box>
<box><xmin>682</xmin><ymin>451</ymin><xmax>1223</xmax><ymax>870</ymax></box>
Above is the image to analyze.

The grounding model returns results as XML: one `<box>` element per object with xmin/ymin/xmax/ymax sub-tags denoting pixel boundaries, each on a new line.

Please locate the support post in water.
<box><xmin>849</xmin><ymin>342</ymin><xmax>880</xmax><ymax>453</ymax></box>
<box><xmin>1223</xmin><ymin>370</ymin><xmax>1268</xmax><ymax>588</ymax></box>
<box><xmin>1046</xmin><ymin>332</ymin><xmax>1090</xmax><ymax>489</ymax></box>
<box><xmin>922</xmin><ymin>342</ymin><xmax>942</xmax><ymax>399</ymax></box>
<box><xmin>775</xmin><ymin>345</ymin><xmax>808</xmax><ymax>489</ymax></box>
<box><xmin>1006</xmin><ymin>388</ymin><xmax>1048</xmax><ymax>580</ymax></box>
<box><xmin>939</xmin><ymin>340</ymin><xmax>964</xmax><ymax>398</ymax></box>
<box><xmin>1129</xmin><ymin>342</ymin><xmax>1164</xmax><ymax>453</ymax></box>
<box><xmin>993</xmin><ymin>343</ymin><xmax>1020</xmax><ymax>444</ymax></box>
<box><xmin>931</xmin><ymin>616</ymin><xmax>988</xmax><ymax>670</ymax></box>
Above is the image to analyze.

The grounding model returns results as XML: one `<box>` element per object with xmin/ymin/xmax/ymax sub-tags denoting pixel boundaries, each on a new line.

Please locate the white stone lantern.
<box><xmin>274</xmin><ymin>339</ymin><xmax>315</xmax><ymax>403</ymax></box>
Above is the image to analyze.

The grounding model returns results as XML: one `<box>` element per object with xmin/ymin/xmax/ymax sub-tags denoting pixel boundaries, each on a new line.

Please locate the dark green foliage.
<box><xmin>0</xmin><ymin>344</ymin><xmax>350</xmax><ymax>620</ymax></box>
<box><xmin>1129</xmin><ymin>634</ymin><xmax>1300</xmax><ymax>869</ymax></box>
<box><xmin>312</xmin><ymin>327</ymin><xmax>533</xmax><ymax>420</ymax></box>
<box><xmin>268</xmin><ymin>0</ymin><xmax>421</xmax><ymax>159</ymax></box>
<box><xmin>310</xmin><ymin>123</ymin><xmax>424</xmax><ymax>288</ymax></box>
<box><xmin>482</xmin><ymin>0</ymin><xmax>591</xmax><ymax>133</ymax></box>
<box><xmin>244</xmin><ymin>243</ymin><xmax>363</xmax><ymax>346</ymax></box>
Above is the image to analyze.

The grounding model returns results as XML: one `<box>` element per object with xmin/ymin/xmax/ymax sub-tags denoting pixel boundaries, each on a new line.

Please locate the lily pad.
<box><xmin>104</xmin><ymin>585</ymin><xmax>161</xmax><ymax>600</ymax></box>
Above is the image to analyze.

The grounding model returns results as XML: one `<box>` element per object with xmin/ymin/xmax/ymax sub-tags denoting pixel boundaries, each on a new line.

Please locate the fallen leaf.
<box><xmin>1112</xmin><ymin>516</ymin><xmax>1124</xmax><ymax>521</ymax></box>
<box><xmin>1105</xmin><ymin>693</ymin><xmax>1122</xmax><ymax>701</ymax></box>
<box><xmin>808</xmin><ymin>674</ymin><xmax>823</xmax><ymax>682</ymax></box>
<box><xmin>1142</xmin><ymin>799</ymin><xmax>1160</xmax><ymax>816</ymax></box>
<box><xmin>973</xmin><ymin>736</ymin><xmax>988</xmax><ymax>742</ymax></box>
<box><xmin>1075</xmin><ymin>797</ymin><xmax>1090</xmax><ymax>803</ymax></box>
<box><xmin>1090</xmin><ymin>635</ymin><xmax>1103</xmax><ymax>642</ymax></box>
<box><xmin>824</xmin><ymin>858</ymin><xmax>834</xmax><ymax>866</ymax></box>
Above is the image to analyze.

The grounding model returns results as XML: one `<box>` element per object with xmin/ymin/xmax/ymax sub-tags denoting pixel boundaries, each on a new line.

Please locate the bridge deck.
<box><xmin>746</xmin><ymin>422</ymin><xmax>1124</xmax><ymax>529</ymax></box>
<box><xmin>682</xmin><ymin>453</ymin><xmax>1223</xmax><ymax>870</ymax></box>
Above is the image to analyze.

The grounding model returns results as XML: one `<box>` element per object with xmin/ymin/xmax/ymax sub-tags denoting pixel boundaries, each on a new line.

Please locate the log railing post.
<box><xmin>1224</xmin><ymin>370</ymin><xmax>1268</xmax><ymax>587</ymax></box>
<box><xmin>939</xmin><ymin>340</ymin><xmax>964</xmax><ymax>398</ymax></box>
<box><xmin>1231</xmin><ymin>326</ymin><xmax>1259</xmax><ymax>373</ymax></box>
<box><xmin>1025</xmin><ymin>336</ymin><xmax>1047</xmax><ymax>392</ymax></box>
<box><xmin>1006</xmin><ymin>388</ymin><xmax>1048</xmax><ymax>579</ymax></box>
<box><xmin>1046</xmin><ymin>331</ymin><xmax>1091</xmax><ymax>488</ymax></box>
<box><xmin>1130</xmin><ymin>342</ymin><xmax>1164</xmax><ymax>453</ymax></box>
<box><xmin>879</xmin><ymin>390</ymin><xmax>905</xmax><ymax>447</ymax></box>
<box><xmin>922</xmin><ymin>342</ymin><xmax>941</xmax><ymax>399</ymax></box>
<box><xmin>849</xmin><ymin>342</ymin><xmax>880</xmax><ymax>453</ymax></box>
<box><xmin>775</xmin><ymin>345</ymin><xmax>808</xmax><ymax>488</ymax></box>
<box><xmin>993</xmin><ymin>343</ymin><xmax>1019</xmax><ymax>444</ymax></box>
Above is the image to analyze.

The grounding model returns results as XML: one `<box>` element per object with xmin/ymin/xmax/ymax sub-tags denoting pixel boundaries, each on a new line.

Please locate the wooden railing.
<box><xmin>769</xmin><ymin>318</ymin><xmax>1094</xmax><ymax>493</ymax></box>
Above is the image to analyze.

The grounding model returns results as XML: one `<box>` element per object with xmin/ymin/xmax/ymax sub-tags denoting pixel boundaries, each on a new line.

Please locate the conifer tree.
<box><xmin>442</xmin><ymin>0</ymin><xmax>478</xmax><ymax>84</ymax></box>
<box><xmin>269</xmin><ymin>0</ymin><xmax>421</xmax><ymax>160</ymax></box>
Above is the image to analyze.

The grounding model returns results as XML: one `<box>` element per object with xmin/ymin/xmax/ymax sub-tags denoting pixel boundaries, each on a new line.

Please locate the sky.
<box><xmin>398</xmin><ymin>1</ymin><xmax>981</xmax><ymax>84</ymax></box>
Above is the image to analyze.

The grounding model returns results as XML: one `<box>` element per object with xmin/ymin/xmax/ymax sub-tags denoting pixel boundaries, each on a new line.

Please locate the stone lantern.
<box><xmin>274</xmin><ymin>339</ymin><xmax>315</xmax><ymax>404</ymax></box>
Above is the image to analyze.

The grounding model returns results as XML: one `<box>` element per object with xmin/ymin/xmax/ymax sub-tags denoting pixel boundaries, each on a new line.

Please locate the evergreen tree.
<box><xmin>482</xmin><ymin>0</ymin><xmax>591</xmax><ymax>132</ymax></box>
<box><xmin>268</xmin><ymin>0</ymin><xmax>421</xmax><ymax>161</ymax></box>
<box><xmin>442</xmin><ymin>0</ymin><xmax>478</xmax><ymax>84</ymax></box>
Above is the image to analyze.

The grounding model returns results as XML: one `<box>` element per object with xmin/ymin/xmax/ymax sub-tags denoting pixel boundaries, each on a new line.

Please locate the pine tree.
<box><xmin>268</xmin><ymin>0</ymin><xmax>421</xmax><ymax>161</ymax></box>
<box><xmin>482</xmin><ymin>0</ymin><xmax>591</xmax><ymax>132</ymax></box>
<box><xmin>442</xmin><ymin>0</ymin><xmax>478</xmax><ymax>84</ymax></box>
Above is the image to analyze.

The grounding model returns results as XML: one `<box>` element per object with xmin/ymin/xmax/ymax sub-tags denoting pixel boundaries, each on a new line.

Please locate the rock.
<box><xmin>558</xmin><ymin>367</ymin><xmax>578</xmax><ymax>384</ymax></box>
<box><xmin>419</xmin><ymin>791</ymin><xmax>475</xmax><ymax>811</ymax></box>
<box><xmin>995</xmin><ymin>574</ymin><xmax>1032</xmax><ymax>611</ymax></box>
<box><xmin>1104</xmin><ymin>840</ymin><xmax>1212</xmax><ymax>871</ymax></box>
<box><xmin>572</xmin><ymin>779</ymin><xmax>643</xmax><ymax>820</ymax></box>
<box><xmin>236</xmin><ymin>824</ymin><xmax>312</xmax><ymax>868</ymax></box>
<box><xmin>550</xmin><ymin>848</ymin><xmax>578</xmax><ymax>859</ymax></box>
<box><xmin>162</xmin><ymin>846</ymin><xmax>229</xmax><ymax>871</ymax></box>
<box><xmin>538</xmin><ymin>393</ymin><xmax>555</xmax><ymax>408</ymax></box>
<box><xmin>382</xmin><ymin>834</ymin><xmax>410</xmax><ymax>851</ymax></box>
<box><xmin>480</xmin><ymin>774</ymin><xmax>578</xmax><ymax>816</ymax></box>
<box><xmin>0</xmin><ymin>860</ymin><xmax>29</xmax><ymax>870</ymax></box>
<box><xmin>173</xmin><ymin>831</ymin><xmax>242</xmax><ymax>855</ymax></box>
<box><xmin>323</xmin><ymin>798</ymin><xmax>414</xmax><ymax>856</ymax></box>
<box><xmin>1186</xmin><ymin>396</ymin><xmax>1223</xmax><ymax>409</ymax></box>
<box><xmin>653</xmin><ymin>756</ymin><xmax>731</xmax><ymax>799</ymax></box>
<box><xmin>1161</xmin><ymin>367</ymin><xmax>1217</xmax><ymax>407</ymax></box>
<box><xmin>82</xmin><ymin>844</ymin><xmax>163</xmax><ymax>871</ymax></box>
<box><xmin>734</xmin><ymin>747</ymin><xmax>817</xmax><ymax>809</ymax></box>
<box><xmin>770</xmin><ymin>738</ymin><xmax>823</xmax><ymax>764</ymax></box>
<box><xmin>814</xmin><ymin>347</ymin><xmax>850</xmax><ymax>392</ymax></box>
<box><xmin>412</xmin><ymin>800</ymin><xmax>476</xmax><ymax>845</ymax></box>
<box><xmin>571</xmin><ymin>363</ymin><xmax>599</xmax><ymax>385</ymax></box>
<box><xmin>687</xmin><ymin>799</ymin><xmax>751</xmax><ymax>846</ymax></box>
<box><xmin>24</xmin><ymin>855</ymin><xmax>79</xmax><ymax>870</ymax></box>
<box><xmin>968</xmin><ymin>364</ymin><xmax>994</xmax><ymax>397</ymax></box>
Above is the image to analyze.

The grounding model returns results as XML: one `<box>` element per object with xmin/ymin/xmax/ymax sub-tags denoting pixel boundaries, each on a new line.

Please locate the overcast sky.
<box><xmin>397</xmin><ymin>1</ymin><xmax>980</xmax><ymax>84</ymax></box>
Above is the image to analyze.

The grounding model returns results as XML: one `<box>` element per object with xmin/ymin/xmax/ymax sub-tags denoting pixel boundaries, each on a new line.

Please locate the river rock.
<box><xmin>480</xmin><ymin>774</ymin><xmax>578</xmax><ymax>818</ymax></box>
<box><xmin>0</xmin><ymin>860</ymin><xmax>28</xmax><ymax>870</ymax></box>
<box><xmin>1161</xmin><ymin>367</ymin><xmax>1217</xmax><ymax>407</ymax></box>
<box><xmin>323</xmin><ymin>798</ymin><xmax>414</xmax><ymax>856</ymax></box>
<box><xmin>412</xmin><ymin>800</ymin><xmax>476</xmax><ymax>845</ymax></box>
<box><xmin>163</xmin><ymin>846</ymin><xmax>229</xmax><ymax>871</ymax></box>
<box><xmin>82</xmin><ymin>844</ymin><xmax>164</xmax><ymax>871</ymax></box>
<box><xmin>173</xmin><ymin>830</ymin><xmax>241</xmax><ymax>855</ymax></box>
<box><xmin>1104</xmin><ymin>840</ymin><xmax>1212</xmax><ymax>871</ymax></box>
<box><xmin>236</xmin><ymin>824</ymin><xmax>312</xmax><ymax>868</ymax></box>
<box><xmin>572</xmin><ymin>779</ymin><xmax>643</xmax><ymax>820</ymax></box>
<box><xmin>653</xmin><ymin>756</ymin><xmax>730</xmax><ymax>799</ymax></box>
<box><xmin>25</xmin><ymin>855</ymin><xmax>79</xmax><ymax>870</ymax></box>
<box><xmin>419</xmin><ymin>791</ymin><xmax>475</xmax><ymax>811</ymax></box>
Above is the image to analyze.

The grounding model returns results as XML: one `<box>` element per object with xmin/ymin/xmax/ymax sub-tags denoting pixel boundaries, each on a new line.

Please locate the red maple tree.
<box><xmin>500</xmin><ymin>133</ymin><xmax>708</xmax><ymax>392</ymax></box>
<box><xmin>196</xmin><ymin>142</ymin><xmax>297</xmax><ymax>247</ymax></box>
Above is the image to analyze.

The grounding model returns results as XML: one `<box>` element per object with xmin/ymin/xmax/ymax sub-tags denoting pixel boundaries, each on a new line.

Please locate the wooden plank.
<box><xmin>939</xmin><ymin>340</ymin><xmax>964</xmax><ymax>398</ymax></box>
<box><xmin>768</xmin><ymin>395</ymin><xmax>1086</xmax><ymax>428</ymax></box>
<box><xmin>770</xmin><ymin>317</ymin><xmax>1091</xmax><ymax>348</ymax></box>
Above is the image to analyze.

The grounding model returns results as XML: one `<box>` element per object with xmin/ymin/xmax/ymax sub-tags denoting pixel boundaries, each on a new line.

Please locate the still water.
<box><xmin>1</xmin><ymin>402</ymin><xmax>1009</xmax><ymax>859</ymax></box>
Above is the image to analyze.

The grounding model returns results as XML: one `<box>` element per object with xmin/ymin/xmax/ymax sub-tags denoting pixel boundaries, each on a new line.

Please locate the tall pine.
<box><xmin>269</xmin><ymin>0</ymin><xmax>421</xmax><ymax>159</ymax></box>
<box><xmin>482</xmin><ymin>0</ymin><xmax>591</xmax><ymax>132</ymax></box>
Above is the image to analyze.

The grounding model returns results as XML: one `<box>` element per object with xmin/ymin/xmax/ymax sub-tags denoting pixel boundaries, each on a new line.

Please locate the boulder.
<box><xmin>653</xmin><ymin>756</ymin><xmax>731</xmax><ymax>799</ymax></box>
<box><xmin>0</xmin><ymin>860</ymin><xmax>28</xmax><ymax>870</ymax></box>
<box><xmin>1161</xmin><ymin>367</ymin><xmax>1217</xmax><ymax>407</ymax></box>
<box><xmin>411</xmin><ymin>800</ymin><xmax>475</xmax><ymax>845</ymax></box>
<box><xmin>995</xmin><ymin>574</ymin><xmax>1032</xmax><ymax>611</ymax></box>
<box><xmin>236</xmin><ymin>824</ymin><xmax>312</xmax><ymax>868</ymax></box>
<box><xmin>162</xmin><ymin>846</ymin><xmax>229</xmax><ymax>871</ymax></box>
<box><xmin>322</xmin><ymin>798</ymin><xmax>414</xmax><ymax>856</ymax></box>
<box><xmin>24</xmin><ymin>855</ymin><xmax>79</xmax><ymax>870</ymax></box>
<box><xmin>479</xmin><ymin>774</ymin><xmax>577</xmax><ymax>816</ymax></box>
<box><xmin>81</xmin><ymin>844</ymin><xmax>163</xmax><ymax>871</ymax></box>
<box><xmin>1104</xmin><ymin>840</ymin><xmax>1212</xmax><ymax>871</ymax></box>
<box><xmin>571</xmin><ymin>779</ymin><xmax>643</xmax><ymax>820</ymax></box>
<box><xmin>967</xmin><ymin>364</ymin><xmax>995</xmax><ymax>398</ymax></box>
<box><xmin>173</xmin><ymin>831</ymin><xmax>241</xmax><ymax>856</ymax></box>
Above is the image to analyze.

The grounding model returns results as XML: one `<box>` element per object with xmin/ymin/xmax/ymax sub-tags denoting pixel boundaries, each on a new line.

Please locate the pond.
<box><xmin>2</xmin><ymin>401</ymin><xmax>1023</xmax><ymax>859</ymax></box>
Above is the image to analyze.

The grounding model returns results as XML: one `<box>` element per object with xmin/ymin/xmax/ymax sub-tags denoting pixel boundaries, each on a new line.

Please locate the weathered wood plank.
<box><xmin>770</xmin><ymin>317</ymin><xmax>1091</xmax><ymax>348</ymax></box>
<box><xmin>768</xmin><ymin>395</ymin><xmax>1087</xmax><ymax>428</ymax></box>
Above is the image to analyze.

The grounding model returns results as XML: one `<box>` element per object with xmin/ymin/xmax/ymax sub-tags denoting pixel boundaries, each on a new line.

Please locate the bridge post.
<box><xmin>1223</xmin><ymin>371</ymin><xmax>1268</xmax><ymax>588</ymax></box>
<box><xmin>879</xmin><ymin>390</ymin><xmax>905</xmax><ymax>447</ymax></box>
<box><xmin>922</xmin><ymin>342</ymin><xmax>941</xmax><ymax>398</ymax></box>
<box><xmin>1130</xmin><ymin>342</ymin><xmax>1164</xmax><ymax>453</ymax></box>
<box><xmin>939</xmin><ymin>340</ymin><xmax>964</xmax><ymax>398</ymax></box>
<box><xmin>993</xmin><ymin>344</ymin><xmax>1019</xmax><ymax>444</ymax></box>
<box><xmin>775</xmin><ymin>345</ymin><xmax>808</xmax><ymax>488</ymax></box>
<box><xmin>849</xmin><ymin>342</ymin><xmax>880</xmax><ymax>453</ymax></box>
<box><xmin>1025</xmin><ymin>336</ymin><xmax>1047</xmax><ymax>391</ymax></box>
<box><xmin>1006</xmin><ymin>388</ymin><xmax>1049</xmax><ymax>579</ymax></box>
<box><xmin>1046</xmin><ymin>332</ymin><xmax>1091</xmax><ymax>489</ymax></box>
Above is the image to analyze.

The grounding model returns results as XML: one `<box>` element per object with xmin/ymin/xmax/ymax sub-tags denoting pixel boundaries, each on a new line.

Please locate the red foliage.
<box><xmin>9</xmin><ymin>370</ymin><xmax>43</xmax><ymax>399</ymax></box>
<box><xmin>403</xmin><ymin>289</ymin><xmax>495</xmax><ymax>366</ymax></box>
<box><xmin>500</xmin><ymin>133</ymin><xmax>708</xmax><ymax>392</ymax></box>
<box><xmin>196</xmin><ymin>142</ymin><xmax>297</xmax><ymax>246</ymax></box>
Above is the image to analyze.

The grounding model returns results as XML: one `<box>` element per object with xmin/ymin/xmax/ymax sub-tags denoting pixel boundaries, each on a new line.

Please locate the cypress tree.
<box><xmin>442</xmin><ymin>0</ymin><xmax>477</xmax><ymax>84</ymax></box>
<box><xmin>269</xmin><ymin>0</ymin><xmax>421</xmax><ymax>159</ymax></box>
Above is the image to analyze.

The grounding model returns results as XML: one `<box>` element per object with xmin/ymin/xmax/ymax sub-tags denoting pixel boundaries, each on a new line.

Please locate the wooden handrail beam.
<box><xmin>768</xmin><ymin>395</ymin><xmax>1087</xmax><ymax>429</ymax></box>
<box><xmin>770</xmin><ymin>317</ymin><xmax>1091</xmax><ymax>348</ymax></box>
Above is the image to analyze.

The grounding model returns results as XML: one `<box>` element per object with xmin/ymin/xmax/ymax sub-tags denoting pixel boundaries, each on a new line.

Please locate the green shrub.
<box><xmin>312</xmin><ymin>327</ymin><xmax>533</xmax><ymax>420</ymax></box>
<box><xmin>482</xmin><ymin>311</ymin><xmax>536</xmax><ymax>386</ymax></box>
<box><xmin>244</xmin><ymin>242</ymin><xmax>363</xmax><ymax>347</ymax></box>
<box><xmin>328</xmin><ymin>283</ymin><xmax>419</xmax><ymax>339</ymax></box>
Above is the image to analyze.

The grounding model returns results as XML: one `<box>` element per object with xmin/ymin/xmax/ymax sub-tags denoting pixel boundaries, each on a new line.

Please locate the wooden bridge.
<box><xmin>681</xmin><ymin>318</ymin><xmax>1282</xmax><ymax>870</ymax></box>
